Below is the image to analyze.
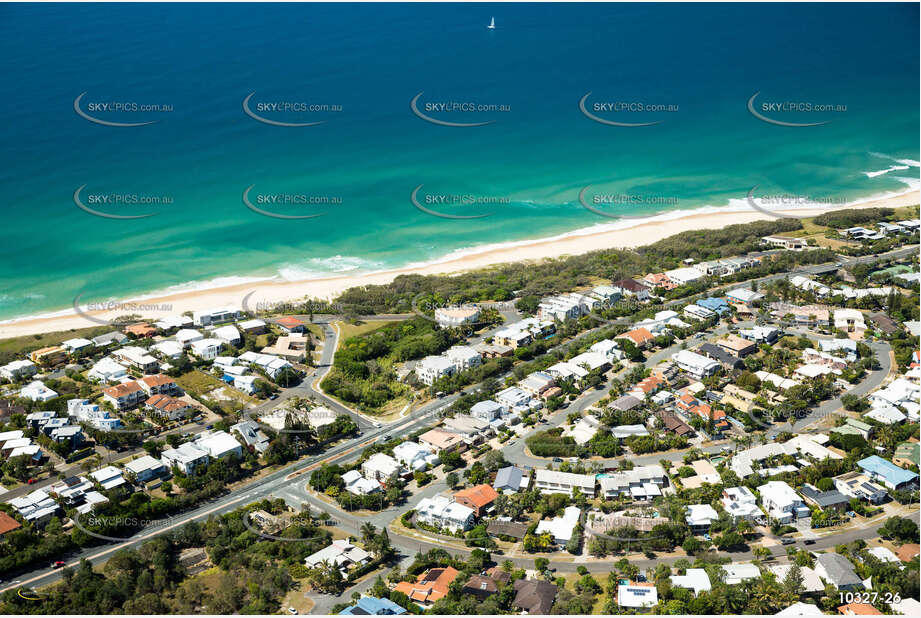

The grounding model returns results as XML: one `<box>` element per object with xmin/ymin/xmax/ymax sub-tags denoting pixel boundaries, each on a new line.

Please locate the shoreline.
<box><xmin>2</xmin><ymin>189</ymin><xmax>918</xmax><ymax>339</ymax></box>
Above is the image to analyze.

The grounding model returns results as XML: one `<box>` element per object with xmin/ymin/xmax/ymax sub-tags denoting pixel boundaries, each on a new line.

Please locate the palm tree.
<box><xmin>360</xmin><ymin>522</ymin><xmax>377</xmax><ymax>546</ymax></box>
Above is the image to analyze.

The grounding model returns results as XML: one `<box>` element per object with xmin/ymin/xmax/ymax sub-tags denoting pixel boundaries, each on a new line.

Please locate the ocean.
<box><xmin>0</xmin><ymin>2</ymin><xmax>918</xmax><ymax>322</ymax></box>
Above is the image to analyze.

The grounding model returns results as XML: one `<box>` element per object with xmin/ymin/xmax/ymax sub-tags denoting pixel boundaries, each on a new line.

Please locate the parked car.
<box><xmin>552</xmin><ymin>457</ymin><xmax>563</xmax><ymax>463</ymax></box>
<box><xmin>804</xmin><ymin>539</ymin><xmax>815</xmax><ymax>545</ymax></box>
<box><xmin>51</xmin><ymin>561</ymin><xmax>66</xmax><ymax>568</ymax></box>
<box><xmin>780</xmin><ymin>538</ymin><xmax>795</xmax><ymax>545</ymax></box>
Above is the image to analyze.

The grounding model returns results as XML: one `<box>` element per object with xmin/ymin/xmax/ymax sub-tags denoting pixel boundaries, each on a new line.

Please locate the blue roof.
<box><xmin>858</xmin><ymin>455</ymin><xmax>919</xmax><ymax>486</ymax></box>
<box><xmin>696</xmin><ymin>297</ymin><xmax>729</xmax><ymax>313</ymax></box>
<box><xmin>339</xmin><ymin>597</ymin><xmax>407</xmax><ymax>615</ymax></box>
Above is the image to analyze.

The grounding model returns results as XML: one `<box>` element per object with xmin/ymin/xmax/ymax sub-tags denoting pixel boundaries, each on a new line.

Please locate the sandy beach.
<box><xmin>2</xmin><ymin>190</ymin><xmax>917</xmax><ymax>339</ymax></box>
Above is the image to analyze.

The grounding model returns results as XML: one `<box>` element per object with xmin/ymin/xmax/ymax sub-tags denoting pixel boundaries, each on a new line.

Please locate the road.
<box><xmin>2</xmin><ymin>245</ymin><xmax>915</xmax><ymax>596</ymax></box>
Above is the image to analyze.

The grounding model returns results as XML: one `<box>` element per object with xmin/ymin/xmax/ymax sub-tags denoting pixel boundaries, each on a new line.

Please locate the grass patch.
<box><xmin>334</xmin><ymin>320</ymin><xmax>391</xmax><ymax>347</ymax></box>
<box><xmin>0</xmin><ymin>325</ymin><xmax>113</xmax><ymax>364</ymax></box>
<box><xmin>174</xmin><ymin>369</ymin><xmax>224</xmax><ymax>396</ymax></box>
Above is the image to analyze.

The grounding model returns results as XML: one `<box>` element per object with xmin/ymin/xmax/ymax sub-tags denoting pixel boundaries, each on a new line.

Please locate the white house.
<box><xmin>415</xmin><ymin>495</ymin><xmax>475</xmax><ymax>532</ymax></box>
<box><xmin>758</xmin><ymin>481</ymin><xmax>810</xmax><ymax>523</ymax></box>
<box><xmin>671</xmin><ymin>569</ymin><xmax>712</xmax><ymax>596</ymax></box>
<box><xmin>1</xmin><ymin>359</ymin><xmax>38</xmax><ymax>381</ymax></box>
<box><xmin>672</xmin><ymin>350</ymin><xmax>720</xmax><ymax>379</ymax></box>
<box><xmin>151</xmin><ymin>340</ymin><xmax>185</xmax><ymax>360</ymax></box>
<box><xmin>20</xmin><ymin>380</ymin><xmax>57</xmax><ymax>402</ymax></box>
<box><xmin>721</xmin><ymin>487</ymin><xmax>764</xmax><ymax>521</ymax></box>
<box><xmin>212</xmin><ymin>325</ymin><xmax>242</xmax><ymax>346</ymax></box>
<box><xmin>62</xmin><ymin>337</ymin><xmax>94</xmax><ymax>353</ymax></box>
<box><xmin>190</xmin><ymin>338</ymin><xmax>223</xmax><ymax>360</ymax></box>
<box><xmin>304</xmin><ymin>539</ymin><xmax>371</xmax><ymax>571</ymax></box>
<box><xmin>161</xmin><ymin>442</ymin><xmax>210</xmax><ymax>475</ymax></box>
<box><xmin>124</xmin><ymin>455</ymin><xmax>168</xmax><ymax>483</ymax></box>
<box><xmin>342</xmin><ymin>469</ymin><xmax>382</xmax><ymax>495</ymax></box>
<box><xmin>175</xmin><ymin>328</ymin><xmax>204</xmax><ymax>348</ymax></box>
<box><xmin>192</xmin><ymin>307</ymin><xmax>241</xmax><ymax>327</ymax></box>
<box><xmin>195</xmin><ymin>430</ymin><xmax>243</xmax><ymax>459</ymax></box>
<box><xmin>665</xmin><ymin>267</ymin><xmax>706</xmax><ymax>286</ymax></box>
<box><xmin>361</xmin><ymin>452</ymin><xmax>402</xmax><ymax>482</ymax></box>
<box><xmin>534</xmin><ymin>469</ymin><xmax>595</xmax><ymax>497</ymax></box>
<box><xmin>87</xmin><ymin>357</ymin><xmax>128</xmax><ymax>383</ymax></box>
<box><xmin>685</xmin><ymin>504</ymin><xmax>720</xmax><ymax>533</ymax></box>
<box><xmin>415</xmin><ymin>355</ymin><xmax>456</xmax><ymax>385</ymax></box>
<box><xmin>470</xmin><ymin>400</ymin><xmax>503</xmax><ymax>421</ymax></box>
<box><xmin>392</xmin><ymin>441</ymin><xmax>438</xmax><ymax>471</ymax></box>
<box><xmin>536</xmin><ymin>505</ymin><xmax>582</xmax><ymax>544</ymax></box>
<box><xmin>435</xmin><ymin>306</ymin><xmax>480</xmax><ymax>328</ymax></box>
<box><xmin>444</xmin><ymin>345</ymin><xmax>482</xmax><ymax>372</ymax></box>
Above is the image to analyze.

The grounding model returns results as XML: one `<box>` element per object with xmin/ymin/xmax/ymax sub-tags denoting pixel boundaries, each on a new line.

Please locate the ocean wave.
<box><xmin>278</xmin><ymin>255</ymin><xmax>385</xmax><ymax>280</ymax></box>
<box><xmin>864</xmin><ymin>165</ymin><xmax>910</xmax><ymax>178</ymax></box>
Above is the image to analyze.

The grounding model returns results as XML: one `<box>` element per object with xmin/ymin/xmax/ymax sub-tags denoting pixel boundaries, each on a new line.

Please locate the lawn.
<box><xmin>174</xmin><ymin>369</ymin><xmax>224</xmax><ymax>396</ymax></box>
<box><xmin>0</xmin><ymin>325</ymin><xmax>113</xmax><ymax>364</ymax></box>
<box><xmin>334</xmin><ymin>320</ymin><xmax>391</xmax><ymax>348</ymax></box>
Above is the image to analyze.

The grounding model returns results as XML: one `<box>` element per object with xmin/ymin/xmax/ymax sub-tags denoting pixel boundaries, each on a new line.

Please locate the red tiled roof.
<box><xmin>103</xmin><ymin>381</ymin><xmax>142</xmax><ymax>397</ymax></box>
<box><xmin>0</xmin><ymin>511</ymin><xmax>22</xmax><ymax>535</ymax></box>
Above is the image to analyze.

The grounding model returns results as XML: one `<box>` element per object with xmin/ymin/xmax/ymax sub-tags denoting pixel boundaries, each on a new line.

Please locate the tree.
<box><xmin>445</xmin><ymin>471</ymin><xmax>459</xmax><ymax>489</ymax></box>
<box><xmin>879</xmin><ymin>516</ymin><xmax>918</xmax><ymax>543</ymax></box>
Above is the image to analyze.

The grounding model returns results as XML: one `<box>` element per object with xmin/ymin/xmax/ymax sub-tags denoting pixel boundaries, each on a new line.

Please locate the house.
<box><xmin>192</xmin><ymin>307</ymin><xmax>241</xmax><ymax>327</ymax></box>
<box><xmin>518</xmin><ymin>371</ymin><xmax>556</xmax><ymax>397</ymax></box>
<box><xmin>727</xmin><ymin>288</ymin><xmax>765</xmax><ymax>305</ymax></box>
<box><xmin>665</xmin><ymin>267</ymin><xmax>706</xmax><ymax>286</ymax></box>
<box><xmin>175</xmin><ymin>328</ymin><xmax>204</xmax><ymax>347</ymax></box>
<box><xmin>833</xmin><ymin>471</ymin><xmax>888</xmax><ymax>504</ymax></box>
<box><xmin>91</xmin><ymin>331</ymin><xmax>129</xmax><ymax>347</ymax></box>
<box><xmin>679</xmin><ymin>459</ymin><xmax>721</xmax><ymax>489</ymax></box>
<box><xmin>815</xmin><ymin>553</ymin><xmax>863</xmax><ymax>590</ymax></box>
<box><xmin>238</xmin><ymin>318</ymin><xmax>267</xmax><ymax>334</ymax></box>
<box><xmin>441</xmin><ymin>415</ymin><xmax>492</xmax><ymax>443</ymax></box>
<box><xmin>672</xmin><ymin>350</ymin><xmax>720</xmax><ymax>379</ymax></box>
<box><xmin>394</xmin><ymin>567</ymin><xmax>460</xmax><ymax>606</ymax></box>
<box><xmin>112</xmin><ymin>346</ymin><xmax>160</xmax><ymax>373</ymax></box>
<box><xmin>161</xmin><ymin>442</ymin><xmax>210</xmax><ymax>475</ymax></box>
<box><xmin>195</xmin><ymin>430</ymin><xmax>242</xmax><ymax>459</ymax></box>
<box><xmin>418</xmin><ymin>428</ymin><xmax>464</xmax><ymax>453</ymax></box>
<box><xmin>495</xmin><ymin>386</ymin><xmax>541</xmax><ymax>414</ymax></box>
<box><xmin>9</xmin><ymin>489</ymin><xmax>60</xmax><ymax>525</ymax></box>
<box><xmin>230</xmin><ymin>420</ymin><xmax>270</xmax><ymax>454</ymax></box>
<box><xmin>716</xmin><ymin>334</ymin><xmax>758</xmax><ymax>357</ymax></box>
<box><xmin>304</xmin><ymin>538</ymin><xmax>371</xmax><ymax>570</ymax></box>
<box><xmin>29</xmin><ymin>346</ymin><xmax>67</xmax><ymax>366</ymax></box>
<box><xmin>739</xmin><ymin>326</ymin><xmax>780</xmax><ymax>344</ymax></box>
<box><xmin>837</xmin><ymin>603</ymin><xmax>882</xmax><ymax>615</ymax></box>
<box><xmin>150</xmin><ymin>340</ymin><xmax>184</xmax><ymax>360</ymax></box>
<box><xmin>890</xmin><ymin>598</ymin><xmax>921</xmax><ymax>616</ymax></box>
<box><xmin>777</xmin><ymin>602</ymin><xmax>822</xmax><ymax>615</ymax></box>
<box><xmin>613</xmin><ymin>279</ymin><xmax>651</xmax><ymax>301</ymax></box>
<box><xmin>189</xmin><ymin>338</ymin><xmax>223</xmax><ymax>360</ymax></box>
<box><xmin>415</xmin><ymin>496</ymin><xmax>474</xmax><ymax>532</ymax></box>
<box><xmin>534</xmin><ymin>469</ymin><xmax>595</xmax><ymax>497</ymax></box>
<box><xmin>61</xmin><ymin>337</ymin><xmax>93</xmax><ymax>354</ymax></box>
<box><xmin>834</xmin><ymin>309</ymin><xmax>866</xmax><ymax>334</ymax></box>
<box><xmin>415</xmin><ymin>355</ymin><xmax>456</xmax><ymax>385</ymax></box>
<box><xmin>615</xmin><ymin>327</ymin><xmax>655</xmax><ymax>349</ymax></box>
<box><xmin>721</xmin><ymin>487</ymin><xmax>764</xmax><ymax>521</ymax></box>
<box><xmin>90</xmin><ymin>465</ymin><xmax>127</xmax><ymax>491</ymax></box>
<box><xmin>139</xmin><ymin>373</ymin><xmax>179</xmax><ymax>397</ymax></box>
<box><xmin>125</xmin><ymin>455</ymin><xmax>168</xmax><ymax>483</ymax></box>
<box><xmin>470</xmin><ymin>400</ymin><xmax>503</xmax><ymax>421</ymax></box>
<box><xmin>512</xmin><ymin>579</ymin><xmax>558</xmax><ymax>614</ymax></box>
<box><xmin>758</xmin><ymin>481</ymin><xmax>810</xmax><ymax>523</ymax></box>
<box><xmin>685</xmin><ymin>504</ymin><xmax>720</xmax><ymax>533</ymax></box>
<box><xmin>800</xmin><ymin>483</ymin><xmax>849</xmax><ymax>512</ymax></box>
<box><xmin>697</xmin><ymin>297</ymin><xmax>730</xmax><ymax>315</ymax></box>
<box><xmin>643</xmin><ymin>272</ymin><xmax>677</xmax><ymax>291</ymax></box>
<box><xmin>342</xmin><ymin>469</ymin><xmax>381</xmax><ymax>495</ymax></box>
<box><xmin>617</xmin><ymin>582</ymin><xmax>658</xmax><ymax>609</ymax></box>
<box><xmin>444</xmin><ymin>345</ymin><xmax>482</xmax><ymax>372</ymax></box>
<box><xmin>462</xmin><ymin>574</ymin><xmax>500</xmax><ymax>601</ymax></box>
<box><xmin>275</xmin><ymin>316</ymin><xmax>306</xmax><ymax>333</ymax></box>
<box><xmin>145</xmin><ymin>394</ymin><xmax>193</xmax><ymax>421</ymax></box>
<box><xmin>610</xmin><ymin>394</ymin><xmax>642</xmax><ymax>412</ymax></box>
<box><xmin>769</xmin><ymin>565</ymin><xmax>826</xmax><ymax>595</ymax></box>
<box><xmin>102</xmin><ymin>381</ymin><xmax>144</xmax><ymax>411</ymax></box>
<box><xmin>493</xmin><ymin>466</ymin><xmax>528</xmax><ymax>493</ymax></box>
<box><xmin>50</xmin><ymin>425</ymin><xmax>84</xmax><ymax>448</ymax></box>
<box><xmin>453</xmin><ymin>484</ymin><xmax>498</xmax><ymax>517</ymax></box>
<box><xmin>671</xmin><ymin>568</ymin><xmax>712</xmax><ymax>596</ymax></box>
<box><xmin>213</xmin><ymin>324</ymin><xmax>242</xmax><ymax>345</ymax></box>
<box><xmin>857</xmin><ymin>456</ymin><xmax>919</xmax><ymax>491</ymax></box>
<box><xmin>567</xmin><ymin>414</ymin><xmax>603</xmax><ymax>445</ymax></box>
<box><xmin>721</xmin><ymin>563</ymin><xmax>761</xmax><ymax>585</ymax></box>
<box><xmin>657</xmin><ymin>409</ymin><xmax>694</xmax><ymax>436</ymax></box>
<box><xmin>68</xmin><ymin>399</ymin><xmax>122</xmax><ymax>430</ymax></box>
<box><xmin>261</xmin><ymin>333</ymin><xmax>309</xmax><ymax>362</ymax></box>
<box><xmin>153</xmin><ymin>315</ymin><xmax>194</xmax><ymax>332</ymax></box>
<box><xmin>362</xmin><ymin>453</ymin><xmax>402</xmax><ymax>482</ymax></box>
<box><xmin>536</xmin><ymin>505</ymin><xmax>582</xmax><ymax>544</ymax></box>
<box><xmin>339</xmin><ymin>596</ymin><xmax>407</xmax><ymax>616</ymax></box>
<box><xmin>0</xmin><ymin>511</ymin><xmax>22</xmax><ymax>539</ymax></box>
<box><xmin>435</xmin><ymin>306</ymin><xmax>480</xmax><ymax>328</ymax></box>
<box><xmin>864</xmin><ymin>406</ymin><xmax>906</xmax><ymax>425</ymax></box>
<box><xmin>598</xmin><ymin>465</ymin><xmax>667</xmax><ymax>500</ymax></box>
<box><xmin>20</xmin><ymin>380</ymin><xmax>57</xmax><ymax>402</ymax></box>
<box><xmin>0</xmin><ymin>359</ymin><xmax>38</xmax><ymax>381</ymax></box>
<box><xmin>392</xmin><ymin>441</ymin><xmax>438</xmax><ymax>471</ymax></box>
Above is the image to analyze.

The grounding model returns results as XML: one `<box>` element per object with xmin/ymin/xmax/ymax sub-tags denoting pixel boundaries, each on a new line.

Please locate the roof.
<box><xmin>140</xmin><ymin>373</ymin><xmax>175</xmax><ymax>388</ymax></box>
<box><xmin>463</xmin><ymin>574</ymin><xmax>499</xmax><ymax>596</ymax></box>
<box><xmin>616</xmin><ymin>327</ymin><xmax>655</xmax><ymax>346</ymax></box>
<box><xmin>102</xmin><ymin>381</ymin><xmax>142</xmax><ymax>397</ymax></box>
<box><xmin>858</xmin><ymin>455</ymin><xmax>919</xmax><ymax>486</ymax></box>
<box><xmin>339</xmin><ymin>596</ymin><xmax>407</xmax><ymax>615</ymax></box>
<box><xmin>611</xmin><ymin>394</ymin><xmax>642</xmax><ymax>411</ymax></box>
<box><xmin>617</xmin><ymin>582</ymin><xmax>658</xmax><ymax>608</ymax></box>
<box><xmin>454</xmin><ymin>484</ymin><xmax>498</xmax><ymax>508</ymax></box>
<box><xmin>393</xmin><ymin>567</ymin><xmax>460</xmax><ymax>604</ymax></box>
<box><xmin>837</xmin><ymin>603</ymin><xmax>882</xmax><ymax>615</ymax></box>
<box><xmin>816</xmin><ymin>552</ymin><xmax>862</xmax><ymax>587</ymax></box>
<box><xmin>513</xmin><ymin>579</ymin><xmax>558</xmax><ymax>614</ymax></box>
<box><xmin>0</xmin><ymin>511</ymin><xmax>22</xmax><ymax>535</ymax></box>
<box><xmin>276</xmin><ymin>316</ymin><xmax>305</xmax><ymax>328</ymax></box>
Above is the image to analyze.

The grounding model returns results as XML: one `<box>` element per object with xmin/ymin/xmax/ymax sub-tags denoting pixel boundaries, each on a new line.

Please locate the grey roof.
<box><xmin>698</xmin><ymin>343</ymin><xmax>745</xmax><ymax>369</ymax></box>
<box><xmin>611</xmin><ymin>395</ymin><xmax>642</xmax><ymax>411</ymax></box>
<box><xmin>800</xmin><ymin>485</ymin><xmax>849</xmax><ymax>508</ymax></box>
<box><xmin>493</xmin><ymin>466</ymin><xmax>524</xmax><ymax>491</ymax></box>
<box><xmin>816</xmin><ymin>553</ymin><xmax>861</xmax><ymax>587</ymax></box>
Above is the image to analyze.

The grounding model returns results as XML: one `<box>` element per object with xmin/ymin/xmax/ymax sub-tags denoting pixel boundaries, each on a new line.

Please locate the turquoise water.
<box><xmin>0</xmin><ymin>3</ymin><xmax>918</xmax><ymax>321</ymax></box>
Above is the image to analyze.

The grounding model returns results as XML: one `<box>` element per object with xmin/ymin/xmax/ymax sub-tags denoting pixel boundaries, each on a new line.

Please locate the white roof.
<box><xmin>62</xmin><ymin>337</ymin><xmax>93</xmax><ymax>349</ymax></box>
<box><xmin>721</xmin><ymin>563</ymin><xmax>761</xmax><ymax>585</ymax></box>
<box><xmin>125</xmin><ymin>455</ymin><xmax>165</xmax><ymax>474</ymax></box>
<box><xmin>195</xmin><ymin>431</ymin><xmax>241</xmax><ymax>458</ymax></box>
<box><xmin>535</xmin><ymin>506</ymin><xmax>581</xmax><ymax>543</ymax></box>
<box><xmin>671</xmin><ymin>568</ymin><xmax>711</xmax><ymax>595</ymax></box>
<box><xmin>213</xmin><ymin>325</ymin><xmax>242</xmax><ymax>341</ymax></box>
<box><xmin>776</xmin><ymin>601</ymin><xmax>822</xmax><ymax>616</ymax></box>
<box><xmin>617</xmin><ymin>584</ymin><xmax>658</xmax><ymax>608</ymax></box>
<box><xmin>686</xmin><ymin>504</ymin><xmax>719</xmax><ymax>526</ymax></box>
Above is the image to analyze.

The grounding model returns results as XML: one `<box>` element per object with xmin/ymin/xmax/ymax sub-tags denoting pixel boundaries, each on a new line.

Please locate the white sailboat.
<box><xmin>487</xmin><ymin>17</ymin><xmax>495</xmax><ymax>30</ymax></box>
